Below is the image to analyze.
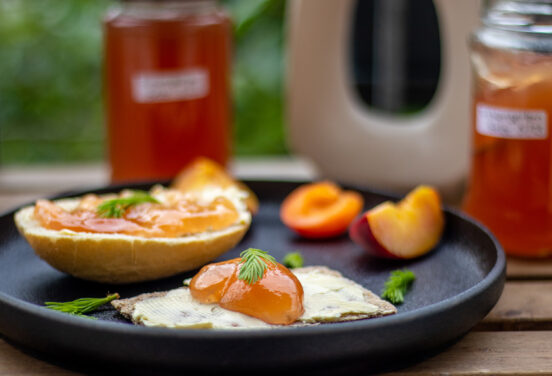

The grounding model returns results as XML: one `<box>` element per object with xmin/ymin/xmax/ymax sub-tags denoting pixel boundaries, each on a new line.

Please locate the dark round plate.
<box><xmin>0</xmin><ymin>181</ymin><xmax>505</xmax><ymax>374</ymax></box>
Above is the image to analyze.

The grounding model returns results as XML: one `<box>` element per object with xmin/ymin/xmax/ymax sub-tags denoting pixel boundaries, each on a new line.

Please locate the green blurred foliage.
<box><xmin>0</xmin><ymin>0</ymin><xmax>287</xmax><ymax>164</ymax></box>
<box><xmin>227</xmin><ymin>0</ymin><xmax>287</xmax><ymax>155</ymax></box>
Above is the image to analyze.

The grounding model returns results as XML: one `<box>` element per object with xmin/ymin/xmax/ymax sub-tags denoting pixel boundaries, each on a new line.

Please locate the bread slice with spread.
<box><xmin>112</xmin><ymin>266</ymin><xmax>397</xmax><ymax>329</ymax></box>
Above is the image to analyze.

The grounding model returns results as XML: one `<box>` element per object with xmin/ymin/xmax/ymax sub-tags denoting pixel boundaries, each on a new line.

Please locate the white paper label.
<box><xmin>476</xmin><ymin>104</ymin><xmax>548</xmax><ymax>139</ymax></box>
<box><xmin>132</xmin><ymin>69</ymin><xmax>209</xmax><ymax>103</ymax></box>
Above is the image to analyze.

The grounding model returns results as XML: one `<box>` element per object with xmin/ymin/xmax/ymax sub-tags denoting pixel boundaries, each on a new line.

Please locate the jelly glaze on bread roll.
<box><xmin>14</xmin><ymin>187</ymin><xmax>252</xmax><ymax>284</ymax></box>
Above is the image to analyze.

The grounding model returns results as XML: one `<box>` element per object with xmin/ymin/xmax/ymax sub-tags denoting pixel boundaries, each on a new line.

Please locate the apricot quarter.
<box><xmin>349</xmin><ymin>186</ymin><xmax>444</xmax><ymax>259</ymax></box>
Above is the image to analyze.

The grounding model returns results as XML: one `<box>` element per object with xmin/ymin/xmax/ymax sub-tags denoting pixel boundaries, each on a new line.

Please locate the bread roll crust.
<box><xmin>14</xmin><ymin>197</ymin><xmax>251</xmax><ymax>284</ymax></box>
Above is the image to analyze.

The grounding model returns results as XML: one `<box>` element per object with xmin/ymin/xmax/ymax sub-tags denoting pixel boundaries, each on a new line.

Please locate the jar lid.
<box><xmin>484</xmin><ymin>0</ymin><xmax>552</xmax><ymax>34</ymax></box>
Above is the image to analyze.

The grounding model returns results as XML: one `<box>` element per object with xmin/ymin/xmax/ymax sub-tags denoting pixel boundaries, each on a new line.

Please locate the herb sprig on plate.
<box><xmin>381</xmin><ymin>269</ymin><xmax>415</xmax><ymax>305</ymax></box>
<box><xmin>96</xmin><ymin>191</ymin><xmax>159</xmax><ymax>218</ymax></box>
<box><xmin>45</xmin><ymin>293</ymin><xmax>120</xmax><ymax>319</ymax></box>
<box><xmin>282</xmin><ymin>252</ymin><xmax>304</xmax><ymax>269</ymax></box>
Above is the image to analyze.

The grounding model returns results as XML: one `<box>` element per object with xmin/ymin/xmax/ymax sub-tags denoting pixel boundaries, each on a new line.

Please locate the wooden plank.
<box><xmin>2</xmin><ymin>332</ymin><xmax>552</xmax><ymax>375</ymax></box>
<box><xmin>0</xmin><ymin>164</ymin><xmax>108</xmax><ymax>193</ymax></box>
<box><xmin>383</xmin><ymin>331</ymin><xmax>552</xmax><ymax>375</ymax></box>
<box><xmin>231</xmin><ymin>156</ymin><xmax>317</xmax><ymax>181</ymax></box>
<box><xmin>0</xmin><ymin>339</ymin><xmax>78</xmax><ymax>376</ymax></box>
<box><xmin>0</xmin><ymin>158</ymin><xmax>315</xmax><ymax>210</ymax></box>
<box><xmin>477</xmin><ymin>281</ymin><xmax>552</xmax><ymax>331</ymax></box>
<box><xmin>0</xmin><ymin>194</ymin><xmax>43</xmax><ymax>213</ymax></box>
<box><xmin>507</xmin><ymin>257</ymin><xmax>552</xmax><ymax>280</ymax></box>
<box><xmin>0</xmin><ymin>158</ymin><xmax>317</xmax><ymax>194</ymax></box>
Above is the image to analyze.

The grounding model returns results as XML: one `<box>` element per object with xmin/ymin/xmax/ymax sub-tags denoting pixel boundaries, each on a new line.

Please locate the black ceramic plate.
<box><xmin>0</xmin><ymin>181</ymin><xmax>505</xmax><ymax>374</ymax></box>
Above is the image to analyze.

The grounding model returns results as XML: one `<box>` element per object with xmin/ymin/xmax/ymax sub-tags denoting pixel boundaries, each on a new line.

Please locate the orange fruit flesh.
<box><xmin>172</xmin><ymin>157</ymin><xmax>259</xmax><ymax>214</ymax></box>
<box><xmin>368</xmin><ymin>186</ymin><xmax>444</xmax><ymax>258</ymax></box>
<box><xmin>33</xmin><ymin>191</ymin><xmax>240</xmax><ymax>238</ymax></box>
<box><xmin>189</xmin><ymin>259</ymin><xmax>304</xmax><ymax>325</ymax></box>
<box><xmin>280</xmin><ymin>181</ymin><xmax>364</xmax><ymax>238</ymax></box>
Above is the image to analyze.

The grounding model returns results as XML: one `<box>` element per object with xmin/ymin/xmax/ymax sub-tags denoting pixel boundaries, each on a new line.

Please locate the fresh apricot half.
<box><xmin>349</xmin><ymin>185</ymin><xmax>445</xmax><ymax>259</ymax></box>
<box><xmin>280</xmin><ymin>181</ymin><xmax>364</xmax><ymax>238</ymax></box>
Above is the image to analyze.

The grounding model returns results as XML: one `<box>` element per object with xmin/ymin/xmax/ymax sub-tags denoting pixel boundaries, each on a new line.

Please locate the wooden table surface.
<box><xmin>1</xmin><ymin>159</ymin><xmax>552</xmax><ymax>375</ymax></box>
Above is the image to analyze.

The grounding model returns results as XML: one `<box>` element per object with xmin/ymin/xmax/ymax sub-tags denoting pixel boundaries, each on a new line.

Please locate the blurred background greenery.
<box><xmin>0</xmin><ymin>0</ymin><xmax>287</xmax><ymax>165</ymax></box>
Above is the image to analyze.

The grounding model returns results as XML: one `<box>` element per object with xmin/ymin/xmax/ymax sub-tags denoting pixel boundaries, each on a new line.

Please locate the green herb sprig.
<box><xmin>45</xmin><ymin>293</ymin><xmax>120</xmax><ymax>318</ymax></box>
<box><xmin>381</xmin><ymin>269</ymin><xmax>415</xmax><ymax>305</ymax></box>
<box><xmin>238</xmin><ymin>248</ymin><xmax>276</xmax><ymax>285</ymax></box>
<box><xmin>96</xmin><ymin>191</ymin><xmax>159</xmax><ymax>218</ymax></box>
<box><xmin>282</xmin><ymin>252</ymin><xmax>304</xmax><ymax>269</ymax></box>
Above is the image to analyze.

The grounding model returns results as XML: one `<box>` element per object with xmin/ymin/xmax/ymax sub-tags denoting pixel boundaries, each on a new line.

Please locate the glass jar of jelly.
<box><xmin>463</xmin><ymin>0</ymin><xmax>552</xmax><ymax>257</ymax></box>
<box><xmin>104</xmin><ymin>0</ymin><xmax>232</xmax><ymax>183</ymax></box>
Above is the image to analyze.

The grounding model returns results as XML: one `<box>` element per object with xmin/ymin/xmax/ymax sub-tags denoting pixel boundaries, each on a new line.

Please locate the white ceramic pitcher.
<box><xmin>286</xmin><ymin>0</ymin><xmax>479</xmax><ymax>201</ymax></box>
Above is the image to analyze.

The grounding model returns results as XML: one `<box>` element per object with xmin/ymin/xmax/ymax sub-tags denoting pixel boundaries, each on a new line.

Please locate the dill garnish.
<box><xmin>96</xmin><ymin>191</ymin><xmax>159</xmax><ymax>218</ymax></box>
<box><xmin>381</xmin><ymin>269</ymin><xmax>415</xmax><ymax>304</ymax></box>
<box><xmin>238</xmin><ymin>248</ymin><xmax>276</xmax><ymax>285</ymax></box>
<box><xmin>45</xmin><ymin>293</ymin><xmax>120</xmax><ymax>318</ymax></box>
<box><xmin>282</xmin><ymin>252</ymin><xmax>304</xmax><ymax>269</ymax></box>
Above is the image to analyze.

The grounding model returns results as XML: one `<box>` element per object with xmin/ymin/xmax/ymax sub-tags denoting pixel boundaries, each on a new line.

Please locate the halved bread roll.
<box><xmin>14</xmin><ymin>188</ymin><xmax>251</xmax><ymax>284</ymax></box>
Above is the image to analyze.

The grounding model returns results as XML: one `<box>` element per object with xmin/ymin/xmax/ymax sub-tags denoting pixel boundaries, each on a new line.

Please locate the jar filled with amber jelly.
<box><xmin>463</xmin><ymin>0</ymin><xmax>552</xmax><ymax>257</ymax></box>
<box><xmin>104</xmin><ymin>0</ymin><xmax>231</xmax><ymax>183</ymax></box>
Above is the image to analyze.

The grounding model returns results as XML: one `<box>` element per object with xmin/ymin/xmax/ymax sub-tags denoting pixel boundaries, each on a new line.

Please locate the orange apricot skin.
<box><xmin>280</xmin><ymin>181</ymin><xmax>364</xmax><ymax>239</ymax></box>
<box><xmin>349</xmin><ymin>186</ymin><xmax>445</xmax><ymax>259</ymax></box>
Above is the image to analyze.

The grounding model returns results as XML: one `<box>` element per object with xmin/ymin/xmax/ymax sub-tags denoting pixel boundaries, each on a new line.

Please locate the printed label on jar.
<box><xmin>476</xmin><ymin>104</ymin><xmax>548</xmax><ymax>139</ymax></box>
<box><xmin>132</xmin><ymin>69</ymin><xmax>209</xmax><ymax>103</ymax></box>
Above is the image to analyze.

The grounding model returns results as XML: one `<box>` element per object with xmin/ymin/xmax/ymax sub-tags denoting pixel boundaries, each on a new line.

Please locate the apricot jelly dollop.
<box><xmin>33</xmin><ymin>189</ymin><xmax>240</xmax><ymax>238</ymax></box>
<box><xmin>189</xmin><ymin>258</ymin><xmax>304</xmax><ymax>325</ymax></box>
